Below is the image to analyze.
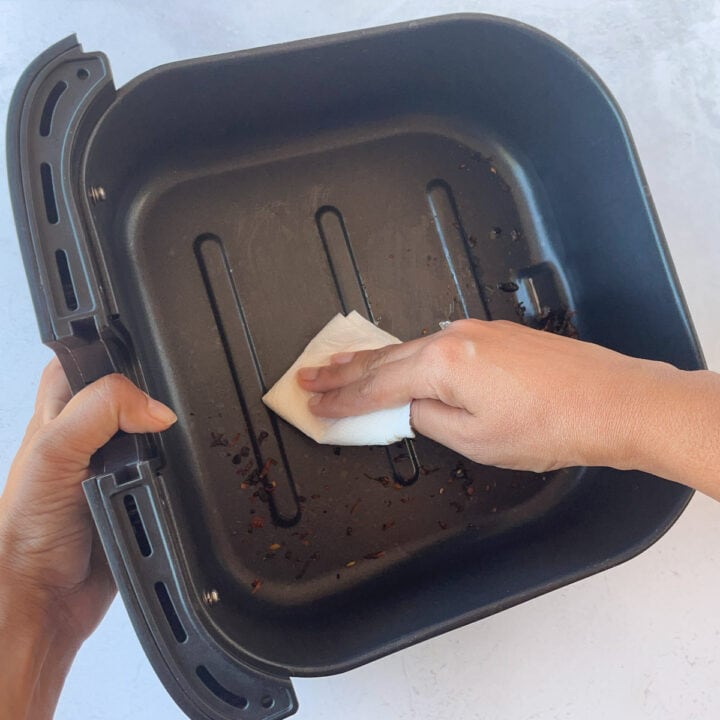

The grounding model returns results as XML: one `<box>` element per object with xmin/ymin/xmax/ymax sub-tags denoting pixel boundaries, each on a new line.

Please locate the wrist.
<box><xmin>0</xmin><ymin>570</ymin><xmax>79</xmax><ymax>720</ymax></box>
<box><xmin>0</xmin><ymin>583</ymin><xmax>53</xmax><ymax>719</ymax></box>
<box><xmin>578</xmin><ymin>356</ymin><xmax>679</xmax><ymax>472</ymax></box>
<box><xmin>0</xmin><ymin>522</ymin><xmax>80</xmax><ymax>719</ymax></box>
<box><xmin>630</xmin><ymin>368</ymin><xmax>720</xmax><ymax>497</ymax></box>
<box><xmin>587</xmin><ymin>359</ymin><xmax>719</xmax><ymax>495</ymax></box>
<box><xmin>0</xmin><ymin>511</ymin><xmax>56</xmax><ymax>631</ymax></box>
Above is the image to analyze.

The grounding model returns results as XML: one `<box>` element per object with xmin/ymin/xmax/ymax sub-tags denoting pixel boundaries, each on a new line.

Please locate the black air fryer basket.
<box><xmin>7</xmin><ymin>15</ymin><xmax>703</xmax><ymax>720</ymax></box>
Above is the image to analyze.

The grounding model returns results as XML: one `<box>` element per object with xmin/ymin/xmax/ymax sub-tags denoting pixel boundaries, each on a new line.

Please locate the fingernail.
<box><xmin>308</xmin><ymin>394</ymin><xmax>321</xmax><ymax>407</ymax></box>
<box><xmin>298</xmin><ymin>367</ymin><xmax>318</xmax><ymax>382</ymax></box>
<box><xmin>147</xmin><ymin>398</ymin><xmax>178</xmax><ymax>425</ymax></box>
<box><xmin>331</xmin><ymin>352</ymin><xmax>355</xmax><ymax>364</ymax></box>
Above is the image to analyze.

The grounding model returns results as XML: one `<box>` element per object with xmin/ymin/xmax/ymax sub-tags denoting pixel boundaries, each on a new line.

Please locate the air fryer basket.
<box><xmin>7</xmin><ymin>15</ymin><xmax>703</xmax><ymax>720</ymax></box>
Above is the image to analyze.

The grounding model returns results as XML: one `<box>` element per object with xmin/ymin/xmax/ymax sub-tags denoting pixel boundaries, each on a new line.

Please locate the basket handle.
<box><xmin>84</xmin><ymin>463</ymin><xmax>298</xmax><ymax>720</ymax></box>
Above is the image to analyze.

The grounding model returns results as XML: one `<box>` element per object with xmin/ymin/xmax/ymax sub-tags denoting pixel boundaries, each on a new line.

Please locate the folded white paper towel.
<box><xmin>262</xmin><ymin>311</ymin><xmax>414</xmax><ymax>446</ymax></box>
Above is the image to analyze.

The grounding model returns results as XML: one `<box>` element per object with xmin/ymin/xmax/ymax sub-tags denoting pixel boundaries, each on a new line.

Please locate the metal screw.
<box><xmin>202</xmin><ymin>589</ymin><xmax>219</xmax><ymax>606</ymax></box>
<box><xmin>88</xmin><ymin>186</ymin><xmax>106</xmax><ymax>204</ymax></box>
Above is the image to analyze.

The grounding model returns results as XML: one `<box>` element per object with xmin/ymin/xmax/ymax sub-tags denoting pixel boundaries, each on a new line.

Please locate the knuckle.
<box><xmin>30</xmin><ymin>423</ymin><xmax>59</xmax><ymax>459</ymax></box>
<box><xmin>362</xmin><ymin>347</ymin><xmax>390</xmax><ymax>374</ymax></box>
<box><xmin>93</xmin><ymin>373</ymin><xmax>129</xmax><ymax>402</ymax></box>
<box><xmin>356</xmin><ymin>372</ymin><xmax>376</xmax><ymax>399</ymax></box>
<box><xmin>423</xmin><ymin>334</ymin><xmax>462</xmax><ymax>366</ymax></box>
<box><xmin>314</xmin><ymin>366</ymin><xmax>333</xmax><ymax>384</ymax></box>
<box><xmin>453</xmin><ymin>318</ymin><xmax>489</xmax><ymax>335</ymax></box>
<box><xmin>449</xmin><ymin>318</ymin><xmax>480</xmax><ymax>334</ymax></box>
<box><xmin>29</xmin><ymin>422</ymin><xmax>73</xmax><ymax>468</ymax></box>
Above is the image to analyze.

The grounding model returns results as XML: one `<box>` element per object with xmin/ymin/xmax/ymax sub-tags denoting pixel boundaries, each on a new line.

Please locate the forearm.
<box><xmin>602</xmin><ymin>363</ymin><xmax>720</xmax><ymax>498</ymax></box>
<box><xmin>0</xmin><ymin>556</ymin><xmax>78</xmax><ymax>719</ymax></box>
<box><xmin>638</xmin><ymin>368</ymin><xmax>720</xmax><ymax>498</ymax></box>
<box><xmin>0</xmin><ymin>365</ymin><xmax>173</xmax><ymax>719</ymax></box>
<box><xmin>28</xmin><ymin>634</ymin><xmax>78</xmax><ymax>720</ymax></box>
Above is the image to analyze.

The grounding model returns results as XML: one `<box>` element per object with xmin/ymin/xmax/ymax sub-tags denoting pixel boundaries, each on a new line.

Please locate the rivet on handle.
<box><xmin>88</xmin><ymin>185</ymin><xmax>106</xmax><ymax>204</ymax></box>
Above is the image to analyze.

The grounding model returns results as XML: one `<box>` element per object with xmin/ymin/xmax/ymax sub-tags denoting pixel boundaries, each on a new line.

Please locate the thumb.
<box><xmin>411</xmin><ymin>398</ymin><xmax>471</xmax><ymax>451</ymax></box>
<box><xmin>31</xmin><ymin>374</ymin><xmax>177</xmax><ymax>477</ymax></box>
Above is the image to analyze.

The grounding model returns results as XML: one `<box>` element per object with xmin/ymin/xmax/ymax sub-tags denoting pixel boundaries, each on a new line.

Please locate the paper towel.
<box><xmin>262</xmin><ymin>311</ymin><xmax>414</xmax><ymax>445</ymax></box>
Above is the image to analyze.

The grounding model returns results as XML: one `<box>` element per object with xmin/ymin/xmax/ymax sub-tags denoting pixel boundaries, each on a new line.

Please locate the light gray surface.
<box><xmin>1</xmin><ymin>1</ymin><xmax>719</xmax><ymax>718</ymax></box>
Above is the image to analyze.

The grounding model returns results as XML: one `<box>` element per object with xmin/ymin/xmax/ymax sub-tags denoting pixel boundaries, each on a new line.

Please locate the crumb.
<box><xmin>210</xmin><ymin>432</ymin><xmax>228</xmax><ymax>448</ymax></box>
<box><xmin>364</xmin><ymin>550</ymin><xmax>386</xmax><ymax>560</ymax></box>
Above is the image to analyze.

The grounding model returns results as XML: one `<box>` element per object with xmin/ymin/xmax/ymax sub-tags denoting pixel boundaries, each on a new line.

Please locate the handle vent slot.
<box><xmin>154</xmin><ymin>582</ymin><xmax>187</xmax><ymax>643</ymax></box>
<box><xmin>196</xmin><ymin>665</ymin><xmax>249</xmax><ymax>709</ymax></box>
<box><xmin>40</xmin><ymin>162</ymin><xmax>59</xmax><ymax>224</ymax></box>
<box><xmin>54</xmin><ymin>249</ymin><xmax>78</xmax><ymax>310</ymax></box>
<box><xmin>123</xmin><ymin>493</ymin><xmax>152</xmax><ymax>557</ymax></box>
<box><xmin>39</xmin><ymin>80</ymin><xmax>67</xmax><ymax>137</ymax></box>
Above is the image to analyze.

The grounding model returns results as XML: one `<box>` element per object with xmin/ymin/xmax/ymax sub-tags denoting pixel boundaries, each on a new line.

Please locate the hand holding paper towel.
<box><xmin>262</xmin><ymin>311</ymin><xmax>414</xmax><ymax>446</ymax></box>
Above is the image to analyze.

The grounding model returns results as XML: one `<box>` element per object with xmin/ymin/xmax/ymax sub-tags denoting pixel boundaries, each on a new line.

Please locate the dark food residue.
<box><xmin>365</xmin><ymin>473</ymin><xmax>391</xmax><ymax>487</ymax></box>
<box><xmin>295</xmin><ymin>553</ymin><xmax>319</xmax><ymax>580</ymax></box>
<box><xmin>259</xmin><ymin>458</ymin><xmax>276</xmax><ymax>479</ymax></box>
<box><xmin>420</xmin><ymin>465</ymin><xmax>440</xmax><ymax>476</ymax></box>
<box><xmin>210</xmin><ymin>432</ymin><xmax>228</xmax><ymax>448</ymax></box>
<box><xmin>364</xmin><ymin>550</ymin><xmax>385</xmax><ymax>560</ymax></box>
<box><xmin>529</xmin><ymin>307</ymin><xmax>579</xmax><ymax>339</ymax></box>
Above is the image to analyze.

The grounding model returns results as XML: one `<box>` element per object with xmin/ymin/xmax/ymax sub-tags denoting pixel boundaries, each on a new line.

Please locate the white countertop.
<box><xmin>1</xmin><ymin>1</ymin><xmax>719</xmax><ymax>718</ymax></box>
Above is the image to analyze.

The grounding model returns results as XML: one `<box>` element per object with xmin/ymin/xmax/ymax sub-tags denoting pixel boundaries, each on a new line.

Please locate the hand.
<box><xmin>0</xmin><ymin>359</ymin><xmax>176</xmax><ymax>719</ymax></box>
<box><xmin>297</xmin><ymin>318</ymin><xmax>680</xmax><ymax>474</ymax></box>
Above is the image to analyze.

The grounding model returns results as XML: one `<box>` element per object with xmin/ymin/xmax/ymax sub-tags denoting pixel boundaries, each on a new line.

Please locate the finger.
<box><xmin>32</xmin><ymin>374</ymin><xmax>177</xmax><ymax>476</ymax></box>
<box><xmin>308</xmin><ymin>356</ymin><xmax>436</xmax><ymax>418</ymax></box>
<box><xmin>330</xmin><ymin>334</ymin><xmax>432</xmax><ymax>365</ymax></box>
<box><xmin>35</xmin><ymin>357</ymin><xmax>72</xmax><ymax>423</ymax></box>
<box><xmin>20</xmin><ymin>358</ymin><xmax>69</xmax><ymax>442</ymax></box>
<box><xmin>298</xmin><ymin>336</ymin><xmax>429</xmax><ymax>392</ymax></box>
<box><xmin>410</xmin><ymin>398</ymin><xmax>473</xmax><ymax>451</ymax></box>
